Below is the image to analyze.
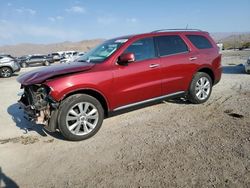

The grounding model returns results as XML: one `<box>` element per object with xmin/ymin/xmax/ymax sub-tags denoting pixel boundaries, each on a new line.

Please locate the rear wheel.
<box><xmin>43</xmin><ymin>61</ymin><xmax>50</xmax><ymax>66</ymax></box>
<box><xmin>0</xmin><ymin>67</ymin><xmax>12</xmax><ymax>78</ymax></box>
<box><xmin>58</xmin><ymin>94</ymin><xmax>104</xmax><ymax>141</ymax></box>
<box><xmin>21</xmin><ymin>62</ymin><xmax>28</xmax><ymax>68</ymax></box>
<box><xmin>188</xmin><ymin>72</ymin><xmax>212</xmax><ymax>104</ymax></box>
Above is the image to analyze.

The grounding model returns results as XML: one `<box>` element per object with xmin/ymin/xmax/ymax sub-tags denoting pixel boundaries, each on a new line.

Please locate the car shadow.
<box><xmin>165</xmin><ymin>98</ymin><xmax>191</xmax><ymax>105</ymax></box>
<box><xmin>222</xmin><ymin>64</ymin><xmax>245</xmax><ymax>74</ymax></box>
<box><xmin>0</xmin><ymin>167</ymin><xmax>19</xmax><ymax>188</ymax></box>
<box><xmin>11</xmin><ymin>73</ymin><xmax>19</xmax><ymax>77</ymax></box>
<box><xmin>7</xmin><ymin>103</ymin><xmax>65</xmax><ymax>141</ymax></box>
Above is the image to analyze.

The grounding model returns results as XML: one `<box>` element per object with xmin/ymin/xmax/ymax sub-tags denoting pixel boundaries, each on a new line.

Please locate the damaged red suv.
<box><xmin>17</xmin><ymin>29</ymin><xmax>221</xmax><ymax>141</ymax></box>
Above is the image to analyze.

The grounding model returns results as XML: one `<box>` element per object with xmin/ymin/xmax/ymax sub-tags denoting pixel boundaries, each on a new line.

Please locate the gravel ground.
<box><xmin>0</xmin><ymin>51</ymin><xmax>250</xmax><ymax>188</ymax></box>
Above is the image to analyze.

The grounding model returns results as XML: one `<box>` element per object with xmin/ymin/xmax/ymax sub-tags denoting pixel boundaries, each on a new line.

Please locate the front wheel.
<box><xmin>58</xmin><ymin>94</ymin><xmax>104</xmax><ymax>141</ymax></box>
<box><xmin>0</xmin><ymin>67</ymin><xmax>12</xmax><ymax>78</ymax></box>
<box><xmin>188</xmin><ymin>72</ymin><xmax>212</xmax><ymax>104</ymax></box>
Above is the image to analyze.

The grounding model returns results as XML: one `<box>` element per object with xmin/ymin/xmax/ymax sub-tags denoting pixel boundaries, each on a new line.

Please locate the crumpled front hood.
<box><xmin>17</xmin><ymin>62</ymin><xmax>95</xmax><ymax>85</ymax></box>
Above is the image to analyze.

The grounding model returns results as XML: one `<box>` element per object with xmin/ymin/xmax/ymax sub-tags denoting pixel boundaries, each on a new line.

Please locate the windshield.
<box><xmin>77</xmin><ymin>38</ymin><xmax>128</xmax><ymax>63</ymax></box>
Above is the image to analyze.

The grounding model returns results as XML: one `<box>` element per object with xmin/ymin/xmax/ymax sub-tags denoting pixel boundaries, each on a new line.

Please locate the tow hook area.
<box><xmin>36</xmin><ymin>105</ymin><xmax>51</xmax><ymax>125</ymax></box>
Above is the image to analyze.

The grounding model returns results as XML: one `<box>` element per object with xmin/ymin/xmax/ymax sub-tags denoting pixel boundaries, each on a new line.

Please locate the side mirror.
<box><xmin>117</xmin><ymin>53</ymin><xmax>135</xmax><ymax>65</ymax></box>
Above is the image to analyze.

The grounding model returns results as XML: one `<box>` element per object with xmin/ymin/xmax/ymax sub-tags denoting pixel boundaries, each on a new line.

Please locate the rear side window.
<box><xmin>31</xmin><ymin>56</ymin><xmax>43</xmax><ymax>59</ymax></box>
<box><xmin>124</xmin><ymin>38</ymin><xmax>156</xmax><ymax>61</ymax></box>
<box><xmin>155</xmin><ymin>35</ymin><xmax>188</xmax><ymax>56</ymax></box>
<box><xmin>187</xmin><ymin>35</ymin><xmax>213</xmax><ymax>49</ymax></box>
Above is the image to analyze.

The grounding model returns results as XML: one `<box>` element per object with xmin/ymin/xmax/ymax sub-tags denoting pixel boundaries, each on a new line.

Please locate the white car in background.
<box><xmin>60</xmin><ymin>51</ymin><xmax>77</xmax><ymax>63</ymax></box>
<box><xmin>245</xmin><ymin>57</ymin><xmax>250</xmax><ymax>74</ymax></box>
<box><xmin>60</xmin><ymin>51</ymin><xmax>86</xmax><ymax>63</ymax></box>
<box><xmin>48</xmin><ymin>52</ymin><xmax>61</xmax><ymax>61</ymax></box>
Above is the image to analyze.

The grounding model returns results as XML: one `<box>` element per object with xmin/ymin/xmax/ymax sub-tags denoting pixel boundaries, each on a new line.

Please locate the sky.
<box><xmin>0</xmin><ymin>0</ymin><xmax>250</xmax><ymax>45</ymax></box>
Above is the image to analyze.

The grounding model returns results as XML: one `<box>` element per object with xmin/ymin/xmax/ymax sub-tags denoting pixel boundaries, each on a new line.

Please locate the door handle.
<box><xmin>149</xmin><ymin>64</ymin><xmax>159</xmax><ymax>68</ymax></box>
<box><xmin>189</xmin><ymin>57</ymin><xmax>198</xmax><ymax>61</ymax></box>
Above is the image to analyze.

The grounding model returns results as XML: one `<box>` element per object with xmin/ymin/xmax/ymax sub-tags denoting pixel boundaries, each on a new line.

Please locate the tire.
<box><xmin>0</xmin><ymin>67</ymin><xmax>13</xmax><ymax>78</ymax></box>
<box><xmin>188</xmin><ymin>72</ymin><xmax>212</xmax><ymax>104</ymax></box>
<box><xmin>21</xmin><ymin>62</ymin><xmax>28</xmax><ymax>68</ymax></box>
<box><xmin>58</xmin><ymin>94</ymin><xmax>104</xmax><ymax>141</ymax></box>
<box><xmin>43</xmin><ymin>61</ymin><xmax>50</xmax><ymax>66</ymax></box>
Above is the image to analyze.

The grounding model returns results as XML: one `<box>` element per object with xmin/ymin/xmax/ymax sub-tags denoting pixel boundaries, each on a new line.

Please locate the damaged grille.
<box><xmin>20</xmin><ymin>85</ymin><xmax>49</xmax><ymax>110</ymax></box>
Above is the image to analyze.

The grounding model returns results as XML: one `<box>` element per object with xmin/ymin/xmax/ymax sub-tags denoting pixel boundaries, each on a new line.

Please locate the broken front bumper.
<box><xmin>18</xmin><ymin>85</ymin><xmax>59</xmax><ymax>131</ymax></box>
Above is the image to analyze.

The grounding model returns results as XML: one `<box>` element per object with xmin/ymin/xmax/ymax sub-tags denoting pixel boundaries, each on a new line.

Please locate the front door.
<box><xmin>112</xmin><ymin>37</ymin><xmax>162</xmax><ymax>110</ymax></box>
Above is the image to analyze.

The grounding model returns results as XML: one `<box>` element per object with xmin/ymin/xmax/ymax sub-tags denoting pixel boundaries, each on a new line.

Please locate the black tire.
<box><xmin>0</xmin><ymin>67</ymin><xmax>13</xmax><ymax>78</ymax></box>
<box><xmin>188</xmin><ymin>72</ymin><xmax>212</xmax><ymax>104</ymax></box>
<box><xmin>43</xmin><ymin>61</ymin><xmax>50</xmax><ymax>66</ymax></box>
<box><xmin>21</xmin><ymin>62</ymin><xmax>28</xmax><ymax>68</ymax></box>
<box><xmin>58</xmin><ymin>94</ymin><xmax>104</xmax><ymax>141</ymax></box>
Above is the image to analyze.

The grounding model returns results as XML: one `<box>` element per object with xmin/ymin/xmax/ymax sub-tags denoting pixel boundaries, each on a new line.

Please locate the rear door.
<box><xmin>154</xmin><ymin>35</ymin><xmax>192</xmax><ymax>94</ymax></box>
<box><xmin>186</xmin><ymin>34</ymin><xmax>217</xmax><ymax>64</ymax></box>
<box><xmin>112</xmin><ymin>37</ymin><xmax>162</xmax><ymax>109</ymax></box>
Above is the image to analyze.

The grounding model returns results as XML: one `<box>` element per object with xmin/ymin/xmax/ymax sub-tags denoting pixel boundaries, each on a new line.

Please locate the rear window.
<box><xmin>155</xmin><ymin>35</ymin><xmax>188</xmax><ymax>56</ymax></box>
<box><xmin>187</xmin><ymin>35</ymin><xmax>213</xmax><ymax>49</ymax></box>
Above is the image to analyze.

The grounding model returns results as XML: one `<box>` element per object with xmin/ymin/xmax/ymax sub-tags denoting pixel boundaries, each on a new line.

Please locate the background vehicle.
<box><xmin>17</xmin><ymin>29</ymin><xmax>221</xmax><ymax>141</ymax></box>
<box><xmin>16</xmin><ymin>55</ymin><xmax>31</xmax><ymax>64</ymax></box>
<box><xmin>60</xmin><ymin>51</ymin><xmax>79</xmax><ymax>63</ymax></box>
<box><xmin>0</xmin><ymin>54</ymin><xmax>16</xmax><ymax>59</ymax></box>
<box><xmin>245</xmin><ymin>57</ymin><xmax>250</xmax><ymax>74</ymax></box>
<box><xmin>19</xmin><ymin>54</ymin><xmax>54</xmax><ymax>68</ymax></box>
<box><xmin>0</xmin><ymin>55</ymin><xmax>20</xmax><ymax>78</ymax></box>
<box><xmin>64</xmin><ymin>51</ymin><xmax>78</xmax><ymax>58</ymax></box>
<box><xmin>48</xmin><ymin>53</ymin><xmax>62</xmax><ymax>61</ymax></box>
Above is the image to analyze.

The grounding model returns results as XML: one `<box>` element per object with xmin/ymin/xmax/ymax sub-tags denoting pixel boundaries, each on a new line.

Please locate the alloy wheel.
<box><xmin>66</xmin><ymin>102</ymin><xmax>99</xmax><ymax>136</ymax></box>
<box><xmin>195</xmin><ymin>77</ymin><xmax>211</xmax><ymax>100</ymax></box>
<box><xmin>1</xmin><ymin>67</ymin><xmax>12</xmax><ymax>77</ymax></box>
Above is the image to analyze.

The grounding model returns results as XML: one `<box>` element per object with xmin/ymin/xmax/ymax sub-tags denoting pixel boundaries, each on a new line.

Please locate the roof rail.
<box><xmin>151</xmin><ymin>29</ymin><xmax>203</xmax><ymax>33</ymax></box>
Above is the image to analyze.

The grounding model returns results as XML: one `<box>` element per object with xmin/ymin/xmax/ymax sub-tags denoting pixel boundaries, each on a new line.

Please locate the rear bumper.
<box><xmin>213</xmin><ymin>67</ymin><xmax>222</xmax><ymax>85</ymax></box>
<box><xmin>12</xmin><ymin>62</ymin><xmax>21</xmax><ymax>72</ymax></box>
<box><xmin>15</xmin><ymin>66</ymin><xmax>21</xmax><ymax>72</ymax></box>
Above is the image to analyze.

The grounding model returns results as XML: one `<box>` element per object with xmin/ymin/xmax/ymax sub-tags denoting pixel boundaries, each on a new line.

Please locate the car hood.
<box><xmin>17</xmin><ymin>62</ymin><xmax>95</xmax><ymax>85</ymax></box>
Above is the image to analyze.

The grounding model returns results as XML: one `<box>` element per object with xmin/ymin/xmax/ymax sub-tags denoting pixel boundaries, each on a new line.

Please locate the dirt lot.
<box><xmin>0</xmin><ymin>51</ymin><xmax>250</xmax><ymax>188</ymax></box>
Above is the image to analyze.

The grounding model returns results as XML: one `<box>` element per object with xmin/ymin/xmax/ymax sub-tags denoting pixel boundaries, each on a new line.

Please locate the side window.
<box><xmin>124</xmin><ymin>38</ymin><xmax>155</xmax><ymax>61</ymax></box>
<box><xmin>186</xmin><ymin>35</ymin><xmax>213</xmax><ymax>49</ymax></box>
<box><xmin>155</xmin><ymin>35</ymin><xmax>188</xmax><ymax>56</ymax></box>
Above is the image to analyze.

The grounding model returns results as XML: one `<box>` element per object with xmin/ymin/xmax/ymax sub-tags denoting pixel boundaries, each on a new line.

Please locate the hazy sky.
<box><xmin>0</xmin><ymin>0</ymin><xmax>250</xmax><ymax>45</ymax></box>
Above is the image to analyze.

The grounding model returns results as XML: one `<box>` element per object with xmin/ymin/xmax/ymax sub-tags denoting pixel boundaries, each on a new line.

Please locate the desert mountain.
<box><xmin>1</xmin><ymin>32</ymin><xmax>250</xmax><ymax>57</ymax></box>
<box><xmin>0</xmin><ymin>39</ymin><xmax>104</xmax><ymax>57</ymax></box>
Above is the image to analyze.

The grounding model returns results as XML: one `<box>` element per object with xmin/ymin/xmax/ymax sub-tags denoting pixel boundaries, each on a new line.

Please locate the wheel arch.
<box><xmin>196</xmin><ymin>67</ymin><xmax>215</xmax><ymax>85</ymax></box>
<box><xmin>0</xmin><ymin>65</ymin><xmax>14</xmax><ymax>72</ymax></box>
<box><xmin>62</xmin><ymin>89</ymin><xmax>109</xmax><ymax>117</ymax></box>
<box><xmin>0</xmin><ymin>66</ymin><xmax>13</xmax><ymax>78</ymax></box>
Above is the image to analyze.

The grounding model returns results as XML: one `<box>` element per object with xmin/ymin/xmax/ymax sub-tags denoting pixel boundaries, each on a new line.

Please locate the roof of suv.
<box><xmin>115</xmin><ymin>29</ymin><xmax>209</xmax><ymax>40</ymax></box>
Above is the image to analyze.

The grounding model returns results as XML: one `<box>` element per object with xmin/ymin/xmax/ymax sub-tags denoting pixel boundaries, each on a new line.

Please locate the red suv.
<box><xmin>17</xmin><ymin>29</ymin><xmax>221</xmax><ymax>141</ymax></box>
